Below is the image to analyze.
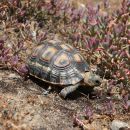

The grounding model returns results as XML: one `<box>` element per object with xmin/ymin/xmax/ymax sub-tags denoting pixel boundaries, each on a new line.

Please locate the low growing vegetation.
<box><xmin>0</xmin><ymin>0</ymin><xmax>130</xmax><ymax>129</ymax></box>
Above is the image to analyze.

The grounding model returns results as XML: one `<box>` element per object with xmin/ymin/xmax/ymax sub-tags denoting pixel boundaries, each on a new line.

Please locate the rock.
<box><xmin>119</xmin><ymin>127</ymin><xmax>130</xmax><ymax>130</ymax></box>
<box><xmin>110</xmin><ymin>120</ymin><xmax>130</xmax><ymax>130</ymax></box>
<box><xmin>8</xmin><ymin>73</ymin><xmax>21</xmax><ymax>79</ymax></box>
<box><xmin>103</xmin><ymin>128</ymin><xmax>108</xmax><ymax>130</ymax></box>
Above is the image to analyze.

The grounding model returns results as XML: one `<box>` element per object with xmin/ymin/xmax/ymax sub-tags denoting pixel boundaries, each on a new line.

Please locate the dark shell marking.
<box><xmin>27</xmin><ymin>41</ymin><xmax>89</xmax><ymax>85</ymax></box>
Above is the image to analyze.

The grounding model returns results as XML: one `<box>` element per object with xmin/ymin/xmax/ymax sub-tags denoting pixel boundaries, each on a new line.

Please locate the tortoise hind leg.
<box><xmin>59</xmin><ymin>83</ymin><xmax>80</xmax><ymax>99</ymax></box>
<box><xmin>42</xmin><ymin>86</ymin><xmax>52</xmax><ymax>95</ymax></box>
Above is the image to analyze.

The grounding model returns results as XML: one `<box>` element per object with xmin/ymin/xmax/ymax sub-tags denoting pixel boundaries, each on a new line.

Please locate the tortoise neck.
<box><xmin>83</xmin><ymin>72</ymin><xmax>91</xmax><ymax>86</ymax></box>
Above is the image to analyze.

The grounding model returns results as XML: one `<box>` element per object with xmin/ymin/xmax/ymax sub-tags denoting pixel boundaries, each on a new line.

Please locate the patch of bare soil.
<box><xmin>0</xmin><ymin>70</ymin><xmax>129</xmax><ymax>130</ymax></box>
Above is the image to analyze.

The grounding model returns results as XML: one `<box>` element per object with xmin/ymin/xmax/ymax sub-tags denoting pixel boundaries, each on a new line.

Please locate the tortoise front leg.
<box><xmin>59</xmin><ymin>83</ymin><xmax>80</xmax><ymax>99</ymax></box>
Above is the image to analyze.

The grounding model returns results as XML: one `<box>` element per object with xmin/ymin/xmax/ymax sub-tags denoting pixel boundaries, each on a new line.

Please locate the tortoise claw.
<box><xmin>59</xmin><ymin>90</ymin><xmax>67</xmax><ymax>99</ymax></box>
<box><xmin>42</xmin><ymin>86</ymin><xmax>52</xmax><ymax>96</ymax></box>
<box><xmin>42</xmin><ymin>90</ymin><xmax>49</xmax><ymax>95</ymax></box>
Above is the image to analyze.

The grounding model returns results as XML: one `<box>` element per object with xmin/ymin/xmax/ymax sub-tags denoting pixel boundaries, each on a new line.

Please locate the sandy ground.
<box><xmin>0</xmin><ymin>70</ymin><xmax>129</xmax><ymax>130</ymax></box>
<box><xmin>0</xmin><ymin>1</ymin><xmax>129</xmax><ymax>129</ymax></box>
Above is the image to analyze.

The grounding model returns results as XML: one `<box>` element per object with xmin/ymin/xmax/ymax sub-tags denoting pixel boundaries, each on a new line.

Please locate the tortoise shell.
<box><xmin>27</xmin><ymin>41</ymin><xmax>89</xmax><ymax>85</ymax></box>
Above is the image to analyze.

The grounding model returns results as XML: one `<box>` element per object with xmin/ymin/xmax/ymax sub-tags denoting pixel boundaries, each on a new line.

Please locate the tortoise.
<box><xmin>27</xmin><ymin>40</ymin><xmax>102</xmax><ymax>98</ymax></box>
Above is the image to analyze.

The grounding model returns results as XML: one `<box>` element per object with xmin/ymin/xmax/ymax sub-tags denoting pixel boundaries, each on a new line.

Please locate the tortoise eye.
<box><xmin>92</xmin><ymin>71</ymin><xmax>96</xmax><ymax>74</ymax></box>
<box><xmin>90</xmin><ymin>69</ymin><xmax>97</xmax><ymax>74</ymax></box>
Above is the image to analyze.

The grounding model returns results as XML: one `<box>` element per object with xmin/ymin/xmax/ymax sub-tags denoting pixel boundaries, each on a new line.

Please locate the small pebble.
<box><xmin>110</xmin><ymin>120</ymin><xmax>130</xmax><ymax>130</ymax></box>
<box><xmin>8</xmin><ymin>73</ymin><xmax>20</xmax><ymax>79</ymax></box>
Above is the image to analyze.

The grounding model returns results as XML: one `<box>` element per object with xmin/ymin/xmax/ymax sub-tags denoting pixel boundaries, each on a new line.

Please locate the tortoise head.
<box><xmin>84</xmin><ymin>71</ymin><xmax>102</xmax><ymax>87</ymax></box>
